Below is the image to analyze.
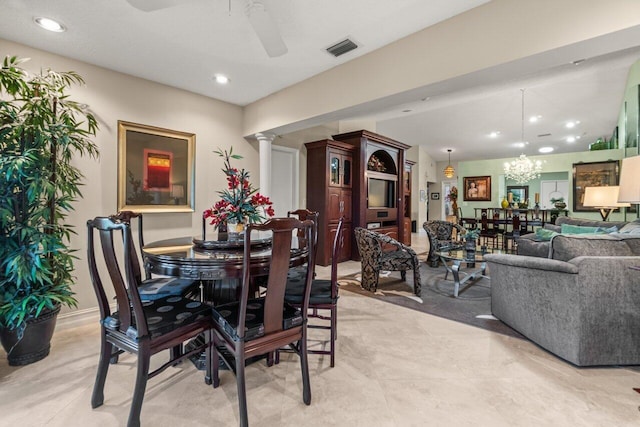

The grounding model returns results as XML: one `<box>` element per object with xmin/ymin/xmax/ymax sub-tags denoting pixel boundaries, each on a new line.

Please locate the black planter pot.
<box><xmin>0</xmin><ymin>304</ymin><xmax>61</xmax><ymax>366</ymax></box>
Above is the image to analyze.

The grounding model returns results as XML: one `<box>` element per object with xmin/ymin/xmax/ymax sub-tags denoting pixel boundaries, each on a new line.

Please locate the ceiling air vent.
<box><xmin>326</xmin><ymin>39</ymin><xmax>358</xmax><ymax>57</ymax></box>
<box><xmin>537</xmin><ymin>133</ymin><xmax>552</xmax><ymax>137</ymax></box>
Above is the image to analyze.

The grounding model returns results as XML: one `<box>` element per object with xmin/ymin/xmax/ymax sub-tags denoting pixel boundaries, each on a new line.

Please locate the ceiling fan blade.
<box><xmin>126</xmin><ymin>0</ymin><xmax>184</xmax><ymax>12</ymax></box>
<box><xmin>246</xmin><ymin>1</ymin><xmax>288</xmax><ymax>58</ymax></box>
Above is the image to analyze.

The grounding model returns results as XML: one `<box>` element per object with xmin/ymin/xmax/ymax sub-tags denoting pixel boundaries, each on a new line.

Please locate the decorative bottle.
<box><xmin>501</xmin><ymin>196</ymin><xmax>509</xmax><ymax>209</ymax></box>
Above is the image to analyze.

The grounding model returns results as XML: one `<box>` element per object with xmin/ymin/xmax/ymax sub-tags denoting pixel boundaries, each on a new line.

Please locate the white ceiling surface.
<box><xmin>2</xmin><ymin>0</ymin><xmax>639</xmax><ymax>163</ymax></box>
<box><xmin>0</xmin><ymin>0</ymin><xmax>489</xmax><ymax>106</ymax></box>
<box><xmin>375</xmin><ymin>47</ymin><xmax>640</xmax><ymax>162</ymax></box>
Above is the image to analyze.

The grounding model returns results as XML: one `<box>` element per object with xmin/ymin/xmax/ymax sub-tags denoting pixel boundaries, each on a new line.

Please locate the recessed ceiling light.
<box><xmin>539</xmin><ymin>147</ymin><xmax>554</xmax><ymax>153</ymax></box>
<box><xmin>529</xmin><ymin>115</ymin><xmax>542</xmax><ymax>123</ymax></box>
<box><xmin>566</xmin><ymin>136</ymin><xmax>576</xmax><ymax>143</ymax></box>
<box><xmin>489</xmin><ymin>131</ymin><xmax>500</xmax><ymax>138</ymax></box>
<box><xmin>34</xmin><ymin>17</ymin><xmax>66</xmax><ymax>32</ymax></box>
<box><xmin>565</xmin><ymin>120</ymin><xmax>580</xmax><ymax>129</ymax></box>
<box><xmin>513</xmin><ymin>142</ymin><xmax>526</xmax><ymax>148</ymax></box>
<box><xmin>214</xmin><ymin>74</ymin><xmax>229</xmax><ymax>84</ymax></box>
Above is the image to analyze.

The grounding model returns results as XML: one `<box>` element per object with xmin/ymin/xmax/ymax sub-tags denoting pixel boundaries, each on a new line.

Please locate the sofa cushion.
<box><xmin>549</xmin><ymin>234</ymin><xmax>633</xmax><ymax>261</ymax></box>
<box><xmin>614</xmin><ymin>235</ymin><xmax>640</xmax><ymax>255</ymax></box>
<box><xmin>543</xmin><ymin>223</ymin><xmax>561</xmax><ymax>233</ymax></box>
<box><xmin>555</xmin><ymin>216</ymin><xmax>627</xmax><ymax>229</ymax></box>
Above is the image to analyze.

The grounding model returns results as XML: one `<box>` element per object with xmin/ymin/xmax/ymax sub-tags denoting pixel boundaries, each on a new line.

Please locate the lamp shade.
<box><xmin>583</xmin><ymin>186</ymin><xmax>629</xmax><ymax>208</ymax></box>
<box><xmin>618</xmin><ymin>156</ymin><xmax>640</xmax><ymax>203</ymax></box>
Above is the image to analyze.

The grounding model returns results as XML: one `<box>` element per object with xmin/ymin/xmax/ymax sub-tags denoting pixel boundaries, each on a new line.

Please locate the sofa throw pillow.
<box><xmin>560</xmin><ymin>224</ymin><xmax>603</xmax><ymax>234</ymax></box>
<box><xmin>618</xmin><ymin>219</ymin><xmax>640</xmax><ymax>234</ymax></box>
<box><xmin>598</xmin><ymin>225</ymin><xmax>619</xmax><ymax>234</ymax></box>
<box><xmin>535</xmin><ymin>228</ymin><xmax>559</xmax><ymax>241</ymax></box>
<box><xmin>549</xmin><ymin>234</ymin><xmax>633</xmax><ymax>261</ymax></box>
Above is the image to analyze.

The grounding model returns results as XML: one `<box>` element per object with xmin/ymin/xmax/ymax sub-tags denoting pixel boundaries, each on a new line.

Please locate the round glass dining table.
<box><xmin>142</xmin><ymin>229</ymin><xmax>308</xmax><ymax>281</ymax></box>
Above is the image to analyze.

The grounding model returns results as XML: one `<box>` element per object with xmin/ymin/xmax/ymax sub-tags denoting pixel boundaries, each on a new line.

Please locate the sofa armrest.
<box><xmin>484</xmin><ymin>253</ymin><xmax>579</xmax><ymax>274</ymax></box>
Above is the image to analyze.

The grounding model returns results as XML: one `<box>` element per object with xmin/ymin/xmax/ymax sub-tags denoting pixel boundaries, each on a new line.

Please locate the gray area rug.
<box><xmin>339</xmin><ymin>261</ymin><xmax>523</xmax><ymax>339</ymax></box>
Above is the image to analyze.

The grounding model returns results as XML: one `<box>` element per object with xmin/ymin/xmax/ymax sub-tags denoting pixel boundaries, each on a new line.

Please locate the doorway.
<box><xmin>441</xmin><ymin>180</ymin><xmax>457</xmax><ymax>219</ymax></box>
<box><xmin>270</xmin><ymin>145</ymin><xmax>299</xmax><ymax>216</ymax></box>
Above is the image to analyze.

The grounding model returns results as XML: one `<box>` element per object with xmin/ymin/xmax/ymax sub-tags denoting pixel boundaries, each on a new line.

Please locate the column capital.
<box><xmin>254</xmin><ymin>132</ymin><xmax>276</xmax><ymax>143</ymax></box>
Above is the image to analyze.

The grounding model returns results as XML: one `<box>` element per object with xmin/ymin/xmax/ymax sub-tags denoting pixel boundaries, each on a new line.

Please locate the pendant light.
<box><xmin>503</xmin><ymin>89</ymin><xmax>542</xmax><ymax>184</ymax></box>
<box><xmin>444</xmin><ymin>149</ymin><xmax>455</xmax><ymax>178</ymax></box>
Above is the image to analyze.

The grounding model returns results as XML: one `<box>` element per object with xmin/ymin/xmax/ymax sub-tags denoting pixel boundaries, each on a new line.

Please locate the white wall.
<box><xmin>1</xmin><ymin>39</ymin><xmax>254</xmax><ymax>315</ymax></box>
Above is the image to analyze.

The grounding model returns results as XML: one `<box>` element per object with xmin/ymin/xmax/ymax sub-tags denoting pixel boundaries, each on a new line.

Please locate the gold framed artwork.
<box><xmin>117</xmin><ymin>121</ymin><xmax>195</xmax><ymax>213</ymax></box>
<box><xmin>572</xmin><ymin>160</ymin><xmax>619</xmax><ymax>212</ymax></box>
<box><xmin>463</xmin><ymin>175</ymin><xmax>491</xmax><ymax>201</ymax></box>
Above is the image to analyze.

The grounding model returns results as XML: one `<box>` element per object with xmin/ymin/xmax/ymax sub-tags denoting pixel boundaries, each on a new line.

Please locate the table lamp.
<box><xmin>583</xmin><ymin>186</ymin><xmax>629</xmax><ymax>221</ymax></box>
<box><xmin>618</xmin><ymin>155</ymin><xmax>640</xmax><ymax>208</ymax></box>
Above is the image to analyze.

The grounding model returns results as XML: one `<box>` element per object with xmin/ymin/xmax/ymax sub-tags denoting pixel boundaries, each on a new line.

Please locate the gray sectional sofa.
<box><xmin>516</xmin><ymin>216</ymin><xmax>630</xmax><ymax>257</ymax></box>
<box><xmin>485</xmin><ymin>227</ymin><xmax>640</xmax><ymax>367</ymax></box>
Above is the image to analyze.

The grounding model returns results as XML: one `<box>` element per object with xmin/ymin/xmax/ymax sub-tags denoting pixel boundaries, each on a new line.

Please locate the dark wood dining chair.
<box><xmin>112</xmin><ymin>211</ymin><xmax>198</xmax><ymax>301</ymax></box>
<box><xmin>283</xmin><ymin>216</ymin><xmax>343</xmax><ymax>367</ymax></box>
<box><xmin>479</xmin><ymin>209</ymin><xmax>500</xmax><ymax>248</ymax></box>
<box><xmin>210</xmin><ymin>217</ymin><xmax>316</xmax><ymax>427</ymax></box>
<box><xmin>287</xmin><ymin>208</ymin><xmax>319</xmax><ymax>252</ymax></box>
<box><xmin>87</xmin><ymin>216</ymin><xmax>214</xmax><ymax>427</ymax></box>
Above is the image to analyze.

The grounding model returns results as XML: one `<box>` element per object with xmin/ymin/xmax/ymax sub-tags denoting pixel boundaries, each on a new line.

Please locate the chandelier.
<box><xmin>443</xmin><ymin>149</ymin><xmax>455</xmax><ymax>178</ymax></box>
<box><xmin>504</xmin><ymin>154</ymin><xmax>543</xmax><ymax>184</ymax></box>
<box><xmin>503</xmin><ymin>89</ymin><xmax>542</xmax><ymax>184</ymax></box>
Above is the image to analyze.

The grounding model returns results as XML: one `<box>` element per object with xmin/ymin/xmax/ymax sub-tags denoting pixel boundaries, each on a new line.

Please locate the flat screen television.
<box><xmin>368</xmin><ymin>178</ymin><xmax>396</xmax><ymax>208</ymax></box>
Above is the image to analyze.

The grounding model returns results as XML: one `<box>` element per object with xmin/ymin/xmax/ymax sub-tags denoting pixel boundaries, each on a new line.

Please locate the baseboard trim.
<box><xmin>57</xmin><ymin>304</ymin><xmax>116</xmax><ymax>330</ymax></box>
<box><xmin>57</xmin><ymin>307</ymin><xmax>99</xmax><ymax>330</ymax></box>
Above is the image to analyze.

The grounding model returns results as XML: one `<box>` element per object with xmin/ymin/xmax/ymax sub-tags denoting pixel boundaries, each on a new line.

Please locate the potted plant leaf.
<box><xmin>0</xmin><ymin>56</ymin><xmax>99</xmax><ymax>365</ymax></box>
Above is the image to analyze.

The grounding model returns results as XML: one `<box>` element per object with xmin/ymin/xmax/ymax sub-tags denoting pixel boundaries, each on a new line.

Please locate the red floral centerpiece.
<box><xmin>204</xmin><ymin>147</ymin><xmax>274</xmax><ymax>230</ymax></box>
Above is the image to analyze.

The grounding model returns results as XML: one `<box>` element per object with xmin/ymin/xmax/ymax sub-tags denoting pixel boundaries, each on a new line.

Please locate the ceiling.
<box><xmin>1</xmin><ymin>0</ymin><xmax>639</xmax><ymax>163</ymax></box>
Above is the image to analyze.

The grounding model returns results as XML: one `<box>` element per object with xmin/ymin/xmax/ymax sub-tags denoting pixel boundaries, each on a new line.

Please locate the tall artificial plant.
<box><xmin>0</xmin><ymin>56</ymin><xmax>99</xmax><ymax>332</ymax></box>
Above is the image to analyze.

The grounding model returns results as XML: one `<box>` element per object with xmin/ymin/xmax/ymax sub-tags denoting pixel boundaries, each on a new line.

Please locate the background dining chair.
<box><xmin>210</xmin><ymin>217</ymin><xmax>316</xmax><ymax>427</ymax></box>
<box><xmin>287</xmin><ymin>209</ymin><xmax>319</xmax><ymax>274</ymax></box>
<box><xmin>354</xmin><ymin>227</ymin><xmax>421</xmax><ymax>296</ymax></box>
<box><xmin>479</xmin><ymin>209</ymin><xmax>501</xmax><ymax>248</ymax></box>
<box><xmin>87</xmin><ymin>216</ymin><xmax>214</xmax><ymax>427</ymax></box>
<box><xmin>283</xmin><ymin>216</ymin><xmax>343</xmax><ymax>367</ymax></box>
<box><xmin>113</xmin><ymin>211</ymin><xmax>198</xmax><ymax>301</ymax></box>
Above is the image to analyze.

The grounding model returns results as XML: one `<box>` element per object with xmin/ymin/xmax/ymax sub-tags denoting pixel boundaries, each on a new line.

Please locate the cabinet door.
<box><xmin>402</xmin><ymin>217</ymin><xmax>411</xmax><ymax>245</ymax></box>
<box><xmin>342</xmin><ymin>154</ymin><xmax>353</xmax><ymax>188</ymax></box>
<box><xmin>329</xmin><ymin>150</ymin><xmax>352</xmax><ymax>188</ymax></box>
<box><xmin>328</xmin><ymin>188</ymin><xmax>351</xmax><ymax>222</ymax></box>
<box><xmin>329</xmin><ymin>152</ymin><xmax>341</xmax><ymax>187</ymax></box>
<box><xmin>328</xmin><ymin>188</ymin><xmax>342</xmax><ymax>221</ymax></box>
<box><xmin>403</xmin><ymin>166</ymin><xmax>411</xmax><ymax>194</ymax></box>
<box><xmin>341</xmin><ymin>190</ymin><xmax>352</xmax><ymax>222</ymax></box>
<box><xmin>329</xmin><ymin>222</ymin><xmax>352</xmax><ymax>262</ymax></box>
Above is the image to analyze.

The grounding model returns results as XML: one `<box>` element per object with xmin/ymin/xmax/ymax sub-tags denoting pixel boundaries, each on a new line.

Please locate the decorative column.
<box><xmin>255</xmin><ymin>132</ymin><xmax>276</xmax><ymax>198</ymax></box>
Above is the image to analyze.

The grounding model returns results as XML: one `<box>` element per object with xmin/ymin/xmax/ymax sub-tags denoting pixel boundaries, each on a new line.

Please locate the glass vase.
<box><xmin>226</xmin><ymin>218</ymin><xmax>244</xmax><ymax>239</ymax></box>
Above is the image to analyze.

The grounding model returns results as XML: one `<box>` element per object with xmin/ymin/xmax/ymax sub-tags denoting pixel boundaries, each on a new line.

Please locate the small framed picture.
<box><xmin>431</xmin><ymin>192</ymin><xmax>440</xmax><ymax>200</ymax></box>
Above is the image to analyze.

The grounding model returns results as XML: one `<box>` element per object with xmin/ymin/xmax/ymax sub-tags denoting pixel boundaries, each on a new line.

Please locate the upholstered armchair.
<box><xmin>354</xmin><ymin>228</ymin><xmax>421</xmax><ymax>296</ymax></box>
<box><xmin>423</xmin><ymin>220</ymin><xmax>465</xmax><ymax>267</ymax></box>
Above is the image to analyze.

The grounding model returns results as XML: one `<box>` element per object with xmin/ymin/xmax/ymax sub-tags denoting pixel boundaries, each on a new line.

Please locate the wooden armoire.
<box><xmin>306</xmin><ymin>130</ymin><xmax>411</xmax><ymax>266</ymax></box>
<box><xmin>305</xmin><ymin>139</ymin><xmax>354</xmax><ymax>266</ymax></box>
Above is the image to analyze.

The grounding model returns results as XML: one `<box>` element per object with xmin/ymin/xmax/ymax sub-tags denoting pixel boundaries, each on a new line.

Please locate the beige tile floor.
<box><xmin>2</xmin><ymin>233</ymin><xmax>640</xmax><ymax>426</ymax></box>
